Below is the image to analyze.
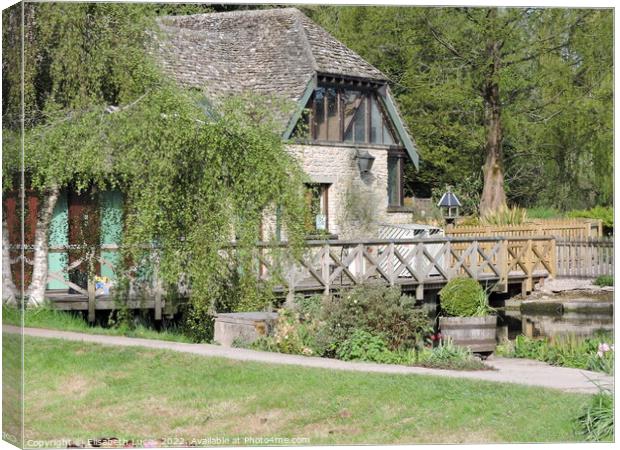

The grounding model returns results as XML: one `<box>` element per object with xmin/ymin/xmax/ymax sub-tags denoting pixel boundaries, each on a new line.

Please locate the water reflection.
<box><xmin>498</xmin><ymin>309</ymin><xmax>613</xmax><ymax>340</ymax></box>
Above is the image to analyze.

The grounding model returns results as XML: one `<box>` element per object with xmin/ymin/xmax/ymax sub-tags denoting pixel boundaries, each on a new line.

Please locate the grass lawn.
<box><xmin>3</xmin><ymin>333</ymin><xmax>593</xmax><ymax>445</ymax></box>
<box><xmin>2</xmin><ymin>305</ymin><xmax>191</xmax><ymax>343</ymax></box>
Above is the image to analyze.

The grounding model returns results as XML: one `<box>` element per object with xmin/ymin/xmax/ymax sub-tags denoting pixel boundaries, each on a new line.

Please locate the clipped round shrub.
<box><xmin>439</xmin><ymin>278</ymin><xmax>489</xmax><ymax>317</ymax></box>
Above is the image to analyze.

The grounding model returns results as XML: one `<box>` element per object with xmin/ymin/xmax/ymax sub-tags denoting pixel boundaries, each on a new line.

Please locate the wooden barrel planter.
<box><xmin>438</xmin><ymin>316</ymin><xmax>497</xmax><ymax>353</ymax></box>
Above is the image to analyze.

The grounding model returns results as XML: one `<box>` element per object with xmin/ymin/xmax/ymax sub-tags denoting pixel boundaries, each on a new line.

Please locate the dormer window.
<box><xmin>297</xmin><ymin>79</ymin><xmax>400</xmax><ymax>146</ymax></box>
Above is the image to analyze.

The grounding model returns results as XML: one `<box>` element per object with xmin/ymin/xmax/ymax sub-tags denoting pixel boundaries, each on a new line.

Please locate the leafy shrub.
<box><xmin>336</xmin><ymin>330</ymin><xmax>402</xmax><ymax>364</ymax></box>
<box><xmin>251</xmin><ymin>308</ymin><xmax>315</xmax><ymax>356</ymax></box>
<box><xmin>594</xmin><ymin>275</ymin><xmax>613</xmax><ymax>287</ymax></box>
<box><xmin>480</xmin><ymin>206</ymin><xmax>527</xmax><ymax>225</ymax></box>
<box><xmin>576</xmin><ymin>386</ymin><xmax>614</xmax><ymax>442</ymax></box>
<box><xmin>416</xmin><ymin>339</ymin><xmax>487</xmax><ymax>370</ymax></box>
<box><xmin>291</xmin><ymin>294</ymin><xmax>323</xmax><ymax>320</ymax></box>
<box><xmin>439</xmin><ymin>278</ymin><xmax>491</xmax><ymax>317</ymax></box>
<box><xmin>568</xmin><ymin>206</ymin><xmax>613</xmax><ymax>233</ymax></box>
<box><xmin>318</xmin><ymin>284</ymin><xmax>432</xmax><ymax>356</ymax></box>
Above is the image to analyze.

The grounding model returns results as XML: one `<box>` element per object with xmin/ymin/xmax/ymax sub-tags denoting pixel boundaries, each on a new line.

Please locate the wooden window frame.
<box><xmin>304</xmin><ymin>183</ymin><xmax>330</xmax><ymax>233</ymax></box>
<box><xmin>309</xmin><ymin>82</ymin><xmax>399</xmax><ymax>147</ymax></box>
<box><xmin>387</xmin><ymin>150</ymin><xmax>406</xmax><ymax>208</ymax></box>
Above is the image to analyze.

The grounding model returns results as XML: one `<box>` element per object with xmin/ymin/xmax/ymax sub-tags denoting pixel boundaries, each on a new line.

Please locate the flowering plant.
<box><xmin>589</xmin><ymin>341</ymin><xmax>614</xmax><ymax>375</ymax></box>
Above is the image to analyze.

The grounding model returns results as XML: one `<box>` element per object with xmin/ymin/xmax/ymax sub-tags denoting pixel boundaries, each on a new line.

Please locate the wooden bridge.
<box><xmin>33</xmin><ymin>235</ymin><xmax>559</xmax><ymax>321</ymax></box>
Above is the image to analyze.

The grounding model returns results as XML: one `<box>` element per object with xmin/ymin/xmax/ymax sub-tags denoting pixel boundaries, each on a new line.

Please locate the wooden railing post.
<box><xmin>153</xmin><ymin>256</ymin><xmax>162</xmax><ymax>321</ymax></box>
<box><xmin>322</xmin><ymin>244</ymin><xmax>330</xmax><ymax>296</ymax></box>
<box><xmin>549</xmin><ymin>238</ymin><xmax>557</xmax><ymax>279</ymax></box>
<box><xmin>387</xmin><ymin>242</ymin><xmax>395</xmax><ymax>286</ymax></box>
<box><xmin>499</xmin><ymin>238</ymin><xmax>508</xmax><ymax>292</ymax></box>
<box><xmin>471</xmin><ymin>240</ymin><xmax>479</xmax><ymax>280</ymax></box>
<box><xmin>525</xmin><ymin>239</ymin><xmax>533</xmax><ymax>292</ymax></box>
<box><xmin>87</xmin><ymin>274</ymin><xmax>96</xmax><ymax>323</ymax></box>
<box><xmin>355</xmin><ymin>243</ymin><xmax>364</xmax><ymax>282</ymax></box>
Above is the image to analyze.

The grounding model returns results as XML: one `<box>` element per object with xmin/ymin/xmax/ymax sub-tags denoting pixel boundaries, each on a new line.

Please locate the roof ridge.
<box><xmin>292</xmin><ymin>10</ymin><xmax>318</xmax><ymax>72</ymax></box>
<box><xmin>159</xmin><ymin>7</ymin><xmax>301</xmax><ymax>21</ymax></box>
<box><xmin>294</xmin><ymin>11</ymin><xmax>387</xmax><ymax>82</ymax></box>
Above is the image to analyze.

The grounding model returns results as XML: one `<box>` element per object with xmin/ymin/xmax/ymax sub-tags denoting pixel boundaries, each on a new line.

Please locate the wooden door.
<box><xmin>67</xmin><ymin>188</ymin><xmax>100</xmax><ymax>291</ymax></box>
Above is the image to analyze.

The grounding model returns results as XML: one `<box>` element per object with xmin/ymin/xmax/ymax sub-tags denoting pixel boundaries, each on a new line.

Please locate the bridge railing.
<box><xmin>556</xmin><ymin>237</ymin><xmax>614</xmax><ymax>278</ymax></box>
<box><xmin>229</xmin><ymin>236</ymin><xmax>556</xmax><ymax>298</ymax></box>
<box><xmin>12</xmin><ymin>236</ymin><xmax>556</xmax><ymax>318</ymax></box>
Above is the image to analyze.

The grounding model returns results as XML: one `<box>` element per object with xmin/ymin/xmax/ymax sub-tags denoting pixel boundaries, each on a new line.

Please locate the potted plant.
<box><xmin>438</xmin><ymin>278</ymin><xmax>497</xmax><ymax>355</ymax></box>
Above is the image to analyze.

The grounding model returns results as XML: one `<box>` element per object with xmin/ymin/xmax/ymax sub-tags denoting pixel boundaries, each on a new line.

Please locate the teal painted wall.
<box><xmin>46</xmin><ymin>190</ymin><xmax>123</xmax><ymax>289</ymax></box>
<box><xmin>47</xmin><ymin>191</ymin><xmax>69</xmax><ymax>289</ymax></box>
<box><xmin>100</xmin><ymin>190</ymin><xmax>123</xmax><ymax>279</ymax></box>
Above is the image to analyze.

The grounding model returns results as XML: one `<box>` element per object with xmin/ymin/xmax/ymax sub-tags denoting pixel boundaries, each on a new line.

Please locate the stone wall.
<box><xmin>262</xmin><ymin>143</ymin><xmax>413</xmax><ymax>240</ymax></box>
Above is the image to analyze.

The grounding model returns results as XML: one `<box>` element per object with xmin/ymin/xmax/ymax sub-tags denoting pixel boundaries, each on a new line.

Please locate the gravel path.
<box><xmin>4</xmin><ymin>325</ymin><xmax>613</xmax><ymax>394</ymax></box>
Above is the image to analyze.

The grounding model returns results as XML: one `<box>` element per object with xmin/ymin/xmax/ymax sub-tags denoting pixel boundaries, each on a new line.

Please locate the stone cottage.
<box><xmin>155</xmin><ymin>7</ymin><xmax>419</xmax><ymax>239</ymax></box>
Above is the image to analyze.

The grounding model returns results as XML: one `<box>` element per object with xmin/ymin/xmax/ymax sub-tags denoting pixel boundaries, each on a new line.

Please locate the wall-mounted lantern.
<box><xmin>437</xmin><ymin>188</ymin><xmax>461</xmax><ymax>225</ymax></box>
<box><xmin>355</xmin><ymin>148</ymin><xmax>375</xmax><ymax>174</ymax></box>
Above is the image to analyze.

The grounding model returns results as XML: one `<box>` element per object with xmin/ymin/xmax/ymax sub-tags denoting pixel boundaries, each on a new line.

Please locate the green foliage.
<box><xmin>417</xmin><ymin>339</ymin><xmax>487</xmax><ymax>371</ymax></box>
<box><xmin>319</xmin><ymin>284</ymin><xmax>432</xmax><ymax>355</ymax></box>
<box><xmin>3</xmin><ymin>3</ymin><xmax>308</xmax><ymax>320</ymax></box>
<box><xmin>251</xmin><ymin>308</ymin><xmax>316</xmax><ymax>356</ymax></box>
<box><xmin>439</xmin><ymin>278</ymin><xmax>491</xmax><ymax>317</ymax></box>
<box><xmin>568</xmin><ymin>206</ymin><xmax>614</xmax><ymax>232</ymax></box>
<box><xmin>431</xmin><ymin>175</ymin><xmax>482</xmax><ymax>217</ymax></box>
<box><xmin>291</xmin><ymin>294</ymin><xmax>324</xmax><ymax>320</ymax></box>
<box><xmin>576</xmin><ymin>386</ymin><xmax>614</xmax><ymax>442</ymax></box>
<box><xmin>526</xmin><ymin>207</ymin><xmax>563</xmax><ymax>220</ymax></box>
<box><xmin>594</xmin><ymin>275</ymin><xmax>613</xmax><ymax>287</ymax></box>
<box><xmin>307</xmin><ymin>7</ymin><xmax>612</xmax><ymax>210</ymax></box>
<box><xmin>335</xmin><ymin>330</ymin><xmax>404</xmax><ymax>364</ymax></box>
<box><xmin>503</xmin><ymin>332</ymin><xmax>614</xmax><ymax>375</ymax></box>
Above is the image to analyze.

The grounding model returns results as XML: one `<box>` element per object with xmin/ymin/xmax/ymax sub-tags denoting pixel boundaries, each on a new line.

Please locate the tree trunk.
<box><xmin>27</xmin><ymin>186</ymin><xmax>60</xmax><ymax>306</ymax></box>
<box><xmin>2</xmin><ymin>217</ymin><xmax>18</xmax><ymax>305</ymax></box>
<box><xmin>479</xmin><ymin>35</ymin><xmax>507</xmax><ymax>217</ymax></box>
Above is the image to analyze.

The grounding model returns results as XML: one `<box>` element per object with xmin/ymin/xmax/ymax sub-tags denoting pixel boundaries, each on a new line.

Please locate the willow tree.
<box><xmin>2</xmin><ymin>3</ymin><xmax>306</xmax><ymax>310</ymax></box>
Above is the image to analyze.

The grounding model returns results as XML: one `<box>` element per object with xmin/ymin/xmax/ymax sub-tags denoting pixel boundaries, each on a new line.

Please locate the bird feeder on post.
<box><xmin>437</xmin><ymin>188</ymin><xmax>462</xmax><ymax>228</ymax></box>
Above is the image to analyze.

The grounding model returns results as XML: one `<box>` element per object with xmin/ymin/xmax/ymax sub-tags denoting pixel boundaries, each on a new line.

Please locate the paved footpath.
<box><xmin>4</xmin><ymin>325</ymin><xmax>613</xmax><ymax>394</ymax></box>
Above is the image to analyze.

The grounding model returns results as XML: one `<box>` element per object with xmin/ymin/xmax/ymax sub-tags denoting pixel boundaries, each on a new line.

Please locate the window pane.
<box><xmin>370</xmin><ymin>95</ymin><xmax>382</xmax><ymax>144</ymax></box>
<box><xmin>304</xmin><ymin>184</ymin><xmax>329</xmax><ymax>232</ymax></box>
<box><xmin>371</xmin><ymin>94</ymin><xmax>398</xmax><ymax>145</ymax></box>
<box><xmin>354</xmin><ymin>98</ymin><xmax>366</xmax><ymax>142</ymax></box>
<box><xmin>387</xmin><ymin>157</ymin><xmax>401</xmax><ymax>206</ymax></box>
<box><xmin>343</xmin><ymin>90</ymin><xmax>363</xmax><ymax>142</ymax></box>
<box><xmin>313</xmin><ymin>88</ymin><xmax>326</xmax><ymax>140</ymax></box>
<box><xmin>382</xmin><ymin>122</ymin><xmax>395</xmax><ymax>145</ymax></box>
<box><xmin>326</xmin><ymin>88</ymin><xmax>339</xmax><ymax>141</ymax></box>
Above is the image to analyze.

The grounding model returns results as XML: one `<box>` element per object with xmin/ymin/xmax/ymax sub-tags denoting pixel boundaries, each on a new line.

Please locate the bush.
<box><xmin>336</xmin><ymin>330</ymin><xmax>403</xmax><ymax>364</ymax></box>
<box><xmin>576</xmin><ymin>387</ymin><xmax>614</xmax><ymax>442</ymax></box>
<box><xmin>568</xmin><ymin>206</ymin><xmax>613</xmax><ymax>233</ymax></box>
<box><xmin>318</xmin><ymin>284</ymin><xmax>432</xmax><ymax>356</ymax></box>
<box><xmin>480</xmin><ymin>206</ymin><xmax>527</xmax><ymax>225</ymax></box>
<box><xmin>251</xmin><ymin>308</ymin><xmax>315</xmax><ymax>356</ymax></box>
<box><xmin>439</xmin><ymin>278</ymin><xmax>491</xmax><ymax>317</ymax></box>
<box><xmin>594</xmin><ymin>275</ymin><xmax>613</xmax><ymax>287</ymax></box>
<box><xmin>416</xmin><ymin>339</ymin><xmax>487</xmax><ymax>370</ymax></box>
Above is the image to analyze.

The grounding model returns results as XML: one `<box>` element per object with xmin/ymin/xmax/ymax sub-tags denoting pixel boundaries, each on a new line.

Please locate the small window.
<box><xmin>387</xmin><ymin>154</ymin><xmax>404</xmax><ymax>207</ymax></box>
<box><xmin>304</xmin><ymin>184</ymin><xmax>329</xmax><ymax>233</ymax></box>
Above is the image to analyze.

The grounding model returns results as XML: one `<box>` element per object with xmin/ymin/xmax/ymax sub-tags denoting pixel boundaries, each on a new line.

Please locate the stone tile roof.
<box><xmin>154</xmin><ymin>7</ymin><xmax>387</xmax><ymax>109</ymax></box>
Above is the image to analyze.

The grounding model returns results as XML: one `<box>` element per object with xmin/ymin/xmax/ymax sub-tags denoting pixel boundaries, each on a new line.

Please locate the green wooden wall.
<box><xmin>46</xmin><ymin>190</ymin><xmax>123</xmax><ymax>290</ymax></box>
